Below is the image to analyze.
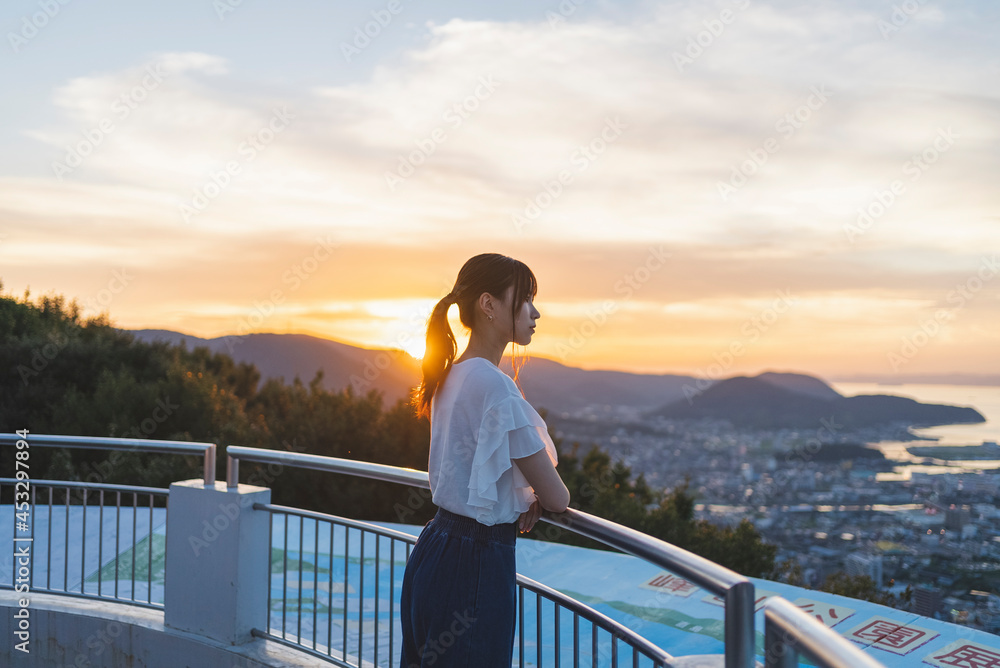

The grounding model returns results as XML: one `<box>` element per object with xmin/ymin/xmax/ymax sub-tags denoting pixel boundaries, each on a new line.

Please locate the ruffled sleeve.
<box><xmin>467</xmin><ymin>393</ymin><xmax>559</xmax><ymax>520</ymax></box>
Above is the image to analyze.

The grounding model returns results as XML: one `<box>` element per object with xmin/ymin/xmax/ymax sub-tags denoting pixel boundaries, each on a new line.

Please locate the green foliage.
<box><xmin>1</xmin><ymin>285</ymin><xmax>778</xmax><ymax>578</ymax></box>
<box><xmin>770</xmin><ymin>559</ymin><xmax>912</xmax><ymax>610</ymax></box>
<box><xmin>821</xmin><ymin>571</ymin><xmax>911</xmax><ymax>608</ymax></box>
<box><xmin>545</xmin><ymin>438</ymin><xmax>777</xmax><ymax>578</ymax></box>
<box><xmin>0</xmin><ymin>287</ymin><xmax>430</xmax><ymax>515</ymax></box>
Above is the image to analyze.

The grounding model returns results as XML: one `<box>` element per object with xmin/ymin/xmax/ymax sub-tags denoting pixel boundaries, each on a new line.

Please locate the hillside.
<box><xmin>129</xmin><ymin>329</ymin><xmax>703</xmax><ymax>413</ymax></box>
<box><xmin>130</xmin><ymin>329</ymin><xmax>422</xmax><ymax>405</ymax></box>
<box><xmin>648</xmin><ymin>374</ymin><xmax>985</xmax><ymax>429</ymax></box>
<box><xmin>129</xmin><ymin>331</ymin><xmax>986</xmax><ymax>430</ymax></box>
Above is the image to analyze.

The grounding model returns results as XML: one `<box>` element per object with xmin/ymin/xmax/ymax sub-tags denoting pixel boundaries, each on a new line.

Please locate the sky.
<box><xmin>1</xmin><ymin>0</ymin><xmax>998</xmax><ymax>381</ymax></box>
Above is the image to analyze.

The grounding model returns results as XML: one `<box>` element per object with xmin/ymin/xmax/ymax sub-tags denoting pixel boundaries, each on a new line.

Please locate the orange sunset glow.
<box><xmin>1</xmin><ymin>2</ymin><xmax>997</xmax><ymax>382</ymax></box>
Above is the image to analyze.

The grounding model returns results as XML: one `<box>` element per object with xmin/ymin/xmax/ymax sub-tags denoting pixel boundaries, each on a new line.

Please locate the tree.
<box><xmin>820</xmin><ymin>571</ymin><xmax>911</xmax><ymax>609</ymax></box>
<box><xmin>1</xmin><ymin>285</ymin><xmax>778</xmax><ymax>577</ymax></box>
<box><xmin>548</xmin><ymin>437</ymin><xmax>777</xmax><ymax>578</ymax></box>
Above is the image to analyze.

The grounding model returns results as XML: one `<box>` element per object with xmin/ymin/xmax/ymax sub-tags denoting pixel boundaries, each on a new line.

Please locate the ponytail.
<box><xmin>411</xmin><ymin>253</ymin><xmax>538</xmax><ymax>421</ymax></box>
<box><xmin>412</xmin><ymin>292</ymin><xmax>458</xmax><ymax>419</ymax></box>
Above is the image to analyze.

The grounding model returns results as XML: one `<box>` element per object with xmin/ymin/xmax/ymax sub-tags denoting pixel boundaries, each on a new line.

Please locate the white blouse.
<box><xmin>428</xmin><ymin>356</ymin><xmax>559</xmax><ymax>526</ymax></box>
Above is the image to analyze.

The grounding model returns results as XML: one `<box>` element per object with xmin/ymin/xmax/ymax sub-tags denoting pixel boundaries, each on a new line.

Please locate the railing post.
<box><xmin>164</xmin><ymin>478</ymin><xmax>271</xmax><ymax>644</ymax></box>
<box><xmin>724</xmin><ymin>579</ymin><xmax>756</xmax><ymax>668</ymax></box>
<box><xmin>764</xmin><ymin>610</ymin><xmax>798</xmax><ymax>668</ymax></box>
<box><xmin>227</xmin><ymin>454</ymin><xmax>239</xmax><ymax>488</ymax></box>
<box><xmin>204</xmin><ymin>444</ymin><xmax>217</xmax><ymax>485</ymax></box>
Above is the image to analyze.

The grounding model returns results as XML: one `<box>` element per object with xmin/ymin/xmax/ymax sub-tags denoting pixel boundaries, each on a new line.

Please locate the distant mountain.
<box><xmin>127</xmin><ymin>329</ymin><xmax>703</xmax><ymax>413</ymax></box>
<box><xmin>127</xmin><ymin>330</ymin><xmax>986</xmax><ymax>429</ymax></box>
<box><xmin>830</xmin><ymin>372</ymin><xmax>1000</xmax><ymax>387</ymax></box>
<box><xmin>498</xmin><ymin>357</ymin><xmax>699</xmax><ymax>413</ymax></box>
<box><xmin>647</xmin><ymin>374</ymin><xmax>985</xmax><ymax>429</ymax></box>
<box><xmin>129</xmin><ymin>329</ymin><xmax>422</xmax><ymax>405</ymax></box>
<box><xmin>755</xmin><ymin>371</ymin><xmax>842</xmax><ymax>401</ymax></box>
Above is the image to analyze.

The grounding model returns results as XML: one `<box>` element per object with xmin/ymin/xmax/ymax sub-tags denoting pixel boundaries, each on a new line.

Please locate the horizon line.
<box><xmin>121</xmin><ymin>326</ymin><xmax>1000</xmax><ymax>386</ymax></box>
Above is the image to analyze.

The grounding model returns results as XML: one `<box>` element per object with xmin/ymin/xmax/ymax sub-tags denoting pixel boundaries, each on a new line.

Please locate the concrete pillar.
<box><xmin>164</xmin><ymin>479</ymin><xmax>271</xmax><ymax>645</ymax></box>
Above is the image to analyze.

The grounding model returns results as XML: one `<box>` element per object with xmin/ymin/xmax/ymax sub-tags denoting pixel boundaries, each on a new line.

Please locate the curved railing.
<box><xmin>764</xmin><ymin>597</ymin><xmax>886</xmax><ymax>668</ymax></box>
<box><xmin>226</xmin><ymin>445</ymin><xmax>748</xmax><ymax>668</ymax></box>
<box><xmin>0</xmin><ymin>477</ymin><xmax>168</xmax><ymax>608</ymax></box>
<box><xmin>252</xmin><ymin>501</ymin><xmax>674</xmax><ymax>667</ymax></box>
<box><xmin>0</xmin><ymin>434</ymin><xmax>890</xmax><ymax>668</ymax></box>
<box><xmin>0</xmin><ymin>433</ymin><xmax>217</xmax><ymax>485</ymax></box>
<box><xmin>0</xmin><ymin>433</ymin><xmax>214</xmax><ymax>609</ymax></box>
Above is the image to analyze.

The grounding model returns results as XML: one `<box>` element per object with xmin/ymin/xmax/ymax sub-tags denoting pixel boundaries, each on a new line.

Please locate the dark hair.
<box><xmin>411</xmin><ymin>253</ymin><xmax>537</xmax><ymax>420</ymax></box>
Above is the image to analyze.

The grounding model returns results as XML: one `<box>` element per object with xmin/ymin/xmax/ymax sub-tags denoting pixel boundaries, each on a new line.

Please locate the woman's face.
<box><xmin>495</xmin><ymin>284</ymin><xmax>540</xmax><ymax>346</ymax></box>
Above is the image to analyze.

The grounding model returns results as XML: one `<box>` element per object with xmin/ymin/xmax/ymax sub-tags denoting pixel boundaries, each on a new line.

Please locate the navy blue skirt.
<box><xmin>399</xmin><ymin>507</ymin><xmax>518</xmax><ymax>667</ymax></box>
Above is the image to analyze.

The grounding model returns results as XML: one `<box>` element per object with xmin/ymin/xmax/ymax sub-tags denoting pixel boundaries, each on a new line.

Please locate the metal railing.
<box><xmin>0</xmin><ymin>433</ymin><xmax>217</xmax><ymax>485</ymax></box>
<box><xmin>516</xmin><ymin>573</ymin><xmax>674</xmax><ymax>668</ymax></box>
<box><xmin>252</xmin><ymin>502</ymin><xmax>674</xmax><ymax>668</ymax></box>
<box><xmin>545</xmin><ymin>509</ymin><xmax>755</xmax><ymax>667</ymax></box>
<box><xmin>0</xmin><ymin>478</ymin><xmax>168</xmax><ymax>608</ymax></box>
<box><xmin>0</xmin><ymin>434</ymin><xmax>890</xmax><ymax>668</ymax></box>
<box><xmin>226</xmin><ymin>446</ymin><xmax>743</xmax><ymax>668</ymax></box>
<box><xmin>0</xmin><ymin>433</ymin><xmax>210</xmax><ymax>609</ymax></box>
<box><xmin>764</xmin><ymin>597</ymin><xmax>886</xmax><ymax>668</ymax></box>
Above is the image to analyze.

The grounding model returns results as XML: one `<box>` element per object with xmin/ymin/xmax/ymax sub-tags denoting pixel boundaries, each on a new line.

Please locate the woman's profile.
<box><xmin>400</xmin><ymin>252</ymin><xmax>571</xmax><ymax>667</ymax></box>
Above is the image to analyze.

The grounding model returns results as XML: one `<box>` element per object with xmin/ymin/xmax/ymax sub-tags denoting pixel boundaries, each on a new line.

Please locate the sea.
<box><xmin>828</xmin><ymin>382</ymin><xmax>1000</xmax><ymax>478</ymax></box>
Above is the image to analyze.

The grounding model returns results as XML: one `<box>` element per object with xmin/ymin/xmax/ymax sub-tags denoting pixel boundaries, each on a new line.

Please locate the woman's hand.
<box><xmin>518</xmin><ymin>494</ymin><xmax>542</xmax><ymax>534</ymax></box>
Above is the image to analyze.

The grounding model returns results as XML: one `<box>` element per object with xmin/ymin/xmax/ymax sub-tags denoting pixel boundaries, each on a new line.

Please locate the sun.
<box><xmin>370</xmin><ymin>299</ymin><xmax>471</xmax><ymax>363</ymax></box>
<box><xmin>400</xmin><ymin>338</ymin><xmax>425</xmax><ymax>361</ymax></box>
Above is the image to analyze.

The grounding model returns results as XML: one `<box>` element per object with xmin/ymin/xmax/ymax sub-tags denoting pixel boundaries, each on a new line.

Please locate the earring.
<box><xmin>488</xmin><ymin>315</ymin><xmax>493</xmax><ymax>321</ymax></box>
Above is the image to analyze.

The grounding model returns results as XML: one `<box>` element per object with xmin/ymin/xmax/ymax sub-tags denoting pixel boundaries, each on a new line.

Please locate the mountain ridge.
<box><xmin>126</xmin><ymin>329</ymin><xmax>985</xmax><ymax>429</ymax></box>
<box><xmin>648</xmin><ymin>374</ymin><xmax>985</xmax><ymax>429</ymax></box>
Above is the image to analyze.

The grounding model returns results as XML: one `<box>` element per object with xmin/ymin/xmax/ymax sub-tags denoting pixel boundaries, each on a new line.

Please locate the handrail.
<box><xmin>0</xmin><ymin>477</ymin><xmax>169</xmax><ymax>609</ymax></box>
<box><xmin>253</xmin><ymin>500</ymin><xmax>676</xmax><ymax>666</ymax></box>
<box><xmin>0</xmin><ymin>478</ymin><xmax>168</xmax><ymax>496</ymax></box>
<box><xmin>225</xmin><ymin>445</ymin><xmax>755</xmax><ymax>668</ymax></box>
<box><xmin>764</xmin><ymin>597</ymin><xmax>886</xmax><ymax>668</ymax></box>
<box><xmin>517</xmin><ymin>573</ymin><xmax>675</xmax><ymax>665</ymax></box>
<box><xmin>546</xmin><ymin>509</ymin><xmax>756</xmax><ymax>667</ymax></box>
<box><xmin>0</xmin><ymin>433</ymin><xmax>217</xmax><ymax>485</ymax></box>
<box><xmin>226</xmin><ymin>445</ymin><xmax>426</xmax><ymax>489</ymax></box>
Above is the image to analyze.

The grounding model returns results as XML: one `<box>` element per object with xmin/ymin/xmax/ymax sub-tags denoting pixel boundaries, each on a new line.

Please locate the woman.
<box><xmin>400</xmin><ymin>253</ymin><xmax>571</xmax><ymax>667</ymax></box>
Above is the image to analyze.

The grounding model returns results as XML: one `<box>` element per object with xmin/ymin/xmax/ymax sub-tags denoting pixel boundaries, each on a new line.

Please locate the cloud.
<box><xmin>0</xmin><ymin>1</ymin><xmax>997</xmax><ymax>373</ymax></box>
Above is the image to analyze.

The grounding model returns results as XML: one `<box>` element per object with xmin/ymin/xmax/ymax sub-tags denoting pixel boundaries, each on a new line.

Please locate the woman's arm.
<box><xmin>512</xmin><ymin>449</ymin><xmax>570</xmax><ymax>513</ymax></box>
